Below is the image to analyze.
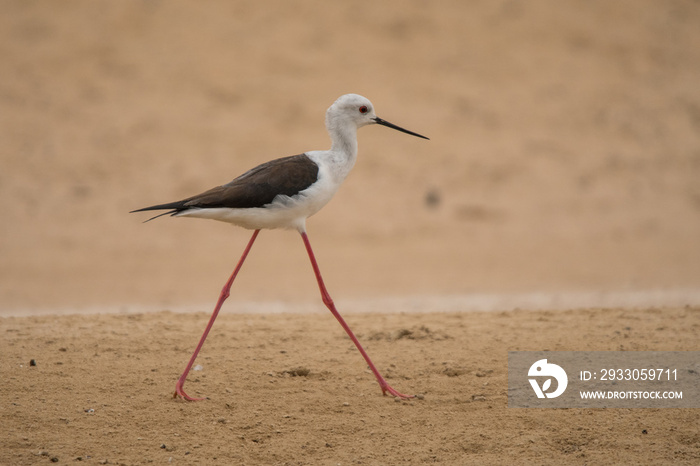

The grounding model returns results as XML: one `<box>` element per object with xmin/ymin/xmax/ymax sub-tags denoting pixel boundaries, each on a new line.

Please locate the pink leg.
<box><xmin>174</xmin><ymin>229</ymin><xmax>260</xmax><ymax>401</ymax></box>
<box><xmin>300</xmin><ymin>231</ymin><xmax>414</xmax><ymax>399</ymax></box>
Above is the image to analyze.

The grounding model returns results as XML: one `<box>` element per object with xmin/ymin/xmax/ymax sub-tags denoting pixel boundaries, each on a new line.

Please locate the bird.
<box><xmin>132</xmin><ymin>94</ymin><xmax>429</xmax><ymax>401</ymax></box>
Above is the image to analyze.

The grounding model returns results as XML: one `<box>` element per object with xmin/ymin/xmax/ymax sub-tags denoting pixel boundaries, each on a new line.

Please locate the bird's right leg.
<box><xmin>299</xmin><ymin>230</ymin><xmax>414</xmax><ymax>399</ymax></box>
<box><xmin>174</xmin><ymin>229</ymin><xmax>260</xmax><ymax>401</ymax></box>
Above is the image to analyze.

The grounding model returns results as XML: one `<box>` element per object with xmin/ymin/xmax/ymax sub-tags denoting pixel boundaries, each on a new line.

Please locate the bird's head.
<box><xmin>326</xmin><ymin>94</ymin><xmax>429</xmax><ymax>139</ymax></box>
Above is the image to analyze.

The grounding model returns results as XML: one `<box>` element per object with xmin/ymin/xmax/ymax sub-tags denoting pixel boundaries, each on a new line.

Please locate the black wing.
<box><xmin>131</xmin><ymin>153</ymin><xmax>319</xmax><ymax>221</ymax></box>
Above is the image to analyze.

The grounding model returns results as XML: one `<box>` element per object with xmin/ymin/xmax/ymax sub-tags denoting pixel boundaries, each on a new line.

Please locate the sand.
<box><xmin>1</xmin><ymin>0</ymin><xmax>699</xmax><ymax>464</ymax></box>
<box><xmin>2</xmin><ymin>307</ymin><xmax>699</xmax><ymax>464</ymax></box>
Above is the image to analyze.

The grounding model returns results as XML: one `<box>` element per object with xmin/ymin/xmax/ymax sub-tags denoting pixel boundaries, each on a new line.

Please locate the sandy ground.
<box><xmin>2</xmin><ymin>307</ymin><xmax>699</xmax><ymax>465</ymax></box>
<box><xmin>1</xmin><ymin>0</ymin><xmax>700</xmax><ymax>464</ymax></box>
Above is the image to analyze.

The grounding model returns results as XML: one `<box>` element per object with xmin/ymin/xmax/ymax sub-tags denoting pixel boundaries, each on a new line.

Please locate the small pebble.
<box><xmin>424</xmin><ymin>188</ymin><xmax>441</xmax><ymax>208</ymax></box>
<box><xmin>30</xmin><ymin>359</ymin><xmax>37</xmax><ymax>367</ymax></box>
<box><xmin>193</xmin><ymin>364</ymin><xmax>203</xmax><ymax>371</ymax></box>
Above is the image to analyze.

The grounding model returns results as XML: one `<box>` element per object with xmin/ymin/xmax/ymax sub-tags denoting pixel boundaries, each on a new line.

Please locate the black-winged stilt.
<box><xmin>132</xmin><ymin>94</ymin><xmax>428</xmax><ymax>401</ymax></box>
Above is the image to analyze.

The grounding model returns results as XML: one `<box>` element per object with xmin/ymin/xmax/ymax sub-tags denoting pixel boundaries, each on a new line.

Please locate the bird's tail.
<box><xmin>130</xmin><ymin>201</ymin><xmax>186</xmax><ymax>222</ymax></box>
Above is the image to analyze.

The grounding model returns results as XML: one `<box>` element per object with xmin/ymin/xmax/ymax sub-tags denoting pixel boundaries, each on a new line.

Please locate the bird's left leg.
<box><xmin>174</xmin><ymin>229</ymin><xmax>260</xmax><ymax>401</ymax></box>
<box><xmin>299</xmin><ymin>230</ymin><xmax>414</xmax><ymax>399</ymax></box>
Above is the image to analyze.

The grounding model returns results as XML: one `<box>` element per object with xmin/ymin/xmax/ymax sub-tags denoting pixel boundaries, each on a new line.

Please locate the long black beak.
<box><xmin>373</xmin><ymin>117</ymin><xmax>429</xmax><ymax>140</ymax></box>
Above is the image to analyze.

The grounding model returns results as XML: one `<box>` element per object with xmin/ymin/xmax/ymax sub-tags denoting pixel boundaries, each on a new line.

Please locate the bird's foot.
<box><xmin>173</xmin><ymin>380</ymin><xmax>207</xmax><ymax>401</ymax></box>
<box><xmin>380</xmin><ymin>383</ymin><xmax>415</xmax><ymax>400</ymax></box>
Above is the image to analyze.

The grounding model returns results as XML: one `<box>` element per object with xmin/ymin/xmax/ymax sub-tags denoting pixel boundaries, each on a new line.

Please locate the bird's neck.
<box><xmin>321</xmin><ymin>121</ymin><xmax>358</xmax><ymax>184</ymax></box>
<box><xmin>328</xmin><ymin>121</ymin><xmax>358</xmax><ymax>160</ymax></box>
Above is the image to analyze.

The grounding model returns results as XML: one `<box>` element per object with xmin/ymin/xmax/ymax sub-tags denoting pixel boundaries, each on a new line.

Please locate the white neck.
<box><xmin>327</xmin><ymin>114</ymin><xmax>358</xmax><ymax>155</ymax></box>
<box><xmin>324</xmin><ymin>116</ymin><xmax>359</xmax><ymax>181</ymax></box>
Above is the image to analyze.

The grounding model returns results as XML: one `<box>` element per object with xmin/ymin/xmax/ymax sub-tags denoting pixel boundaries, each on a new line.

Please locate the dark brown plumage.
<box><xmin>131</xmin><ymin>154</ymin><xmax>319</xmax><ymax>219</ymax></box>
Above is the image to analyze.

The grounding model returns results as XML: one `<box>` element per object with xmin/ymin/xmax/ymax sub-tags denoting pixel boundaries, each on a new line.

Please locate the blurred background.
<box><xmin>1</xmin><ymin>0</ymin><xmax>699</xmax><ymax>314</ymax></box>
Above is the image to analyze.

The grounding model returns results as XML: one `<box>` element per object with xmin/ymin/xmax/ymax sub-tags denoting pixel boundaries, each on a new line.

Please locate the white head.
<box><xmin>326</xmin><ymin>94</ymin><xmax>377</xmax><ymax>131</ymax></box>
<box><xmin>325</xmin><ymin>94</ymin><xmax>429</xmax><ymax>139</ymax></box>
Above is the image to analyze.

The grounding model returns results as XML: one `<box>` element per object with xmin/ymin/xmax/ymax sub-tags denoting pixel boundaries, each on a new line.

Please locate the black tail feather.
<box><xmin>130</xmin><ymin>201</ymin><xmax>187</xmax><ymax>222</ymax></box>
<box><xmin>141</xmin><ymin>210</ymin><xmax>179</xmax><ymax>223</ymax></box>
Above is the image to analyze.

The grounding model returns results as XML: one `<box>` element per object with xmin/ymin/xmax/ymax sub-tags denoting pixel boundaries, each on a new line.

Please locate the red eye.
<box><xmin>359</xmin><ymin>106</ymin><xmax>368</xmax><ymax>114</ymax></box>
